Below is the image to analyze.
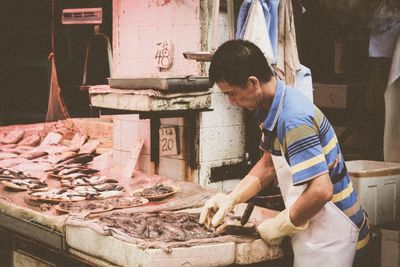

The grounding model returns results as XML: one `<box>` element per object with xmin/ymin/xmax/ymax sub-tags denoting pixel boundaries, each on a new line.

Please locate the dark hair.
<box><xmin>209</xmin><ymin>39</ymin><xmax>273</xmax><ymax>87</ymax></box>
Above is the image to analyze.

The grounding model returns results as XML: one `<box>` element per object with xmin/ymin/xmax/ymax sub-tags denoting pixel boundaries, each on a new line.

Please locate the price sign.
<box><xmin>155</xmin><ymin>40</ymin><xmax>174</xmax><ymax>69</ymax></box>
<box><xmin>159</xmin><ymin>127</ymin><xmax>179</xmax><ymax>156</ymax></box>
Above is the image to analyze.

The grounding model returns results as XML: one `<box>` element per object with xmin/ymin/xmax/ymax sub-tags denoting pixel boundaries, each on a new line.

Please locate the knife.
<box><xmin>240</xmin><ymin>195</ymin><xmax>257</xmax><ymax>225</ymax></box>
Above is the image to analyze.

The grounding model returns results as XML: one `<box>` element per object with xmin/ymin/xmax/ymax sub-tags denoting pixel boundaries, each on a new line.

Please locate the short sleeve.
<box><xmin>284</xmin><ymin>124</ymin><xmax>329</xmax><ymax>185</ymax></box>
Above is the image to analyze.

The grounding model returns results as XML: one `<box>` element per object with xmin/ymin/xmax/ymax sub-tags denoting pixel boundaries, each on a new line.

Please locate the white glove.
<box><xmin>199</xmin><ymin>192</ymin><xmax>237</xmax><ymax>227</ymax></box>
<box><xmin>257</xmin><ymin>208</ymin><xmax>309</xmax><ymax>245</ymax></box>
<box><xmin>199</xmin><ymin>175</ymin><xmax>261</xmax><ymax>227</ymax></box>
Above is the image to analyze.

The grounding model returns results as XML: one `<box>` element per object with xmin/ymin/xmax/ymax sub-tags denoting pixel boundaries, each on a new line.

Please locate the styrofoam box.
<box><xmin>381</xmin><ymin>225</ymin><xmax>400</xmax><ymax>267</ymax></box>
<box><xmin>346</xmin><ymin>160</ymin><xmax>400</xmax><ymax>226</ymax></box>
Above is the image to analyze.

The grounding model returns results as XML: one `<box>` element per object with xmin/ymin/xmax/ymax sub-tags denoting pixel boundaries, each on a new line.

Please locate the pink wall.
<box><xmin>112</xmin><ymin>0</ymin><xmax>203</xmax><ymax>77</ymax></box>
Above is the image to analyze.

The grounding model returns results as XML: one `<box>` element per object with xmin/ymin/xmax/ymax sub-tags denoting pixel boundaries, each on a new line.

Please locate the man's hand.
<box><xmin>199</xmin><ymin>193</ymin><xmax>237</xmax><ymax>227</ymax></box>
<box><xmin>199</xmin><ymin>174</ymin><xmax>263</xmax><ymax>228</ymax></box>
<box><xmin>257</xmin><ymin>208</ymin><xmax>309</xmax><ymax>245</ymax></box>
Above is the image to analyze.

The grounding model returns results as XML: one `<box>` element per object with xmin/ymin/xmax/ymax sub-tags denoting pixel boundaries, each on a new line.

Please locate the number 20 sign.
<box><xmin>159</xmin><ymin>127</ymin><xmax>179</xmax><ymax>156</ymax></box>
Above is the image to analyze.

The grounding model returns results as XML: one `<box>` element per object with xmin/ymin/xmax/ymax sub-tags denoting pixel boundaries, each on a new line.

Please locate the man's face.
<box><xmin>216</xmin><ymin>80</ymin><xmax>261</xmax><ymax>110</ymax></box>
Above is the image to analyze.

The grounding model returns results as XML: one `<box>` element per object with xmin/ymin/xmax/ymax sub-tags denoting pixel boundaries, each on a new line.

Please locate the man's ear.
<box><xmin>247</xmin><ymin>76</ymin><xmax>260</xmax><ymax>89</ymax></box>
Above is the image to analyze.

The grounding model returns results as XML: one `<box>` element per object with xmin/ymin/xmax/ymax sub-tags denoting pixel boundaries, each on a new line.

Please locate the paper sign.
<box><xmin>159</xmin><ymin>127</ymin><xmax>179</xmax><ymax>156</ymax></box>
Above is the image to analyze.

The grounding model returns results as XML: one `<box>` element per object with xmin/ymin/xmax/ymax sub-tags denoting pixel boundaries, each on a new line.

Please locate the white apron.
<box><xmin>271</xmin><ymin>155</ymin><xmax>359</xmax><ymax>267</ymax></box>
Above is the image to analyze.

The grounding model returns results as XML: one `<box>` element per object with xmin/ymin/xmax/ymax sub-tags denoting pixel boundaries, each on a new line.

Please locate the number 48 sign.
<box><xmin>155</xmin><ymin>40</ymin><xmax>174</xmax><ymax>70</ymax></box>
<box><xmin>159</xmin><ymin>127</ymin><xmax>179</xmax><ymax>156</ymax></box>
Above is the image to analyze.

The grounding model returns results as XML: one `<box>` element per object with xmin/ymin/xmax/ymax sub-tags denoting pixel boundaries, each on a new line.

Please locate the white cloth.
<box><xmin>242</xmin><ymin>0</ymin><xmax>275</xmax><ymax>63</ymax></box>
<box><xmin>271</xmin><ymin>155</ymin><xmax>358</xmax><ymax>267</ymax></box>
<box><xmin>369</xmin><ymin>19</ymin><xmax>400</xmax><ymax>58</ymax></box>
<box><xmin>296</xmin><ymin>64</ymin><xmax>313</xmax><ymax>102</ymax></box>
<box><xmin>384</xmin><ymin>33</ymin><xmax>400</xmax><ymax>162</ymax></box>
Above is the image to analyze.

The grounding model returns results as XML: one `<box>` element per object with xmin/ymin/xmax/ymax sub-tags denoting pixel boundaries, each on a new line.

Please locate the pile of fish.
<box><xmin>57</xmin><ymin>200</ymin><xmax>112</xmax><ymax>214</ymax></box>
<box><xmin>98</xmin><ymin>211</ymin><xmax>217</xmax><ymax>242</ymax></box>
<box><xmin>30</xmin><ymin>187</ymin><xmax>98</xmax><ymax>202</ymax></box>
<box><xmin>0</xmin><ymin>168</ymin><xmax>48</xmax><ymax>191</ymax></box>
<box><xmin>0</xmin><ymin>168</ymin><xmax>29</xmax><ymax>180</ymax></box>
<box><xmin>0</xmin><ymin>128</ymin><xmax>101</xmax><ymax>170</ymax></box>
<box><xmin>0</xmin><ymin>127</ymin><xmax>128</xmax><ymax>203</ymax></box>
<box><xmin>60</xmin><ymin>176</ymin><xmax>119</xmax><ymax>188</ymax></box>
<box><xmin>29</xmin><ymin>182</ymin><xmax>124</xmax><ymax>202</ymax></box>
<box><xmin>3</xmin><ymin>178</ymin><xmax>48</xmax><ymax>191</ymax></box>
<box><xmin>47</xmin><ymin>153</ymin><xmax>98</xmax><ymax>180</ymax></box>
<box><xmin>56</xmin><ymin>196</ymin><xmax>147</xmax><ymax>214</ymax></box>
<box><xmin>133</xmin><ymin>183</ymin><xmax>174</xmax><ymax>198</ymax></box>
<box><xmin>105</xmin><ymin>196</ymin><xmax>148</xmax><ymax>209</ymax></box>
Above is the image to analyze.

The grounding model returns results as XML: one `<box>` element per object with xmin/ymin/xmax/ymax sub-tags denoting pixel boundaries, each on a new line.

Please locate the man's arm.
<box><xmin>247</xmin><ymin>151</ymin><xmax>277</xmax><ymax>192</ymax></box>
<box><xmin>290</xmin><ymin>173</ymin><xmax>333</xmax><ymax>226</ymax></box>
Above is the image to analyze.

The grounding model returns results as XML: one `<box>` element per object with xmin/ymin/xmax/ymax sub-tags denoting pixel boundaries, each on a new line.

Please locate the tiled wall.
<box><xmin>198</xmin><ymin>89</ymin><xmax>246</xmax><ymax>190</ymax></box>
<box><xmin>112</xmin><ymin>1</ymin><xmax>246</xmax><ymax>190</ymax></box>
<box><xmin>112</xmin><ymin>0</ymin><xmax>202</xmax><ymax>77</ymax></box>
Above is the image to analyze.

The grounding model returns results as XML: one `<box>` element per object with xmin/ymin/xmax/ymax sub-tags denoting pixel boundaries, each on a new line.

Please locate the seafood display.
<box><xmin>55</xmin><ymin>196</ymin><xmax>148</xmax><ymax>214</ymax></box>
<box><xmin>0</xmin><ymin>168</ymin><xmax>30</xmax><ymax>180</ymax></box>
<box><xmin>132</xmin><ymin>183</ymin><xmax>179</xmax><ymax>200</ymax></box>
<box><xmin>106</xmin><ymin>196</ymin><xmax>148</xmax><ymax>209</ymax></box>
<box><xmin>56</xmin><ymin>200</ymin><xmax>112</xmax><ymax>214</ymax></box>
<box><xmin>28</xmin><ymin>183</ymin><xmax>124</xmax><ymax>202</ymax></box>
<box><xmin>60</xmin><ymin>176</ymin><xmax>119</xmax><ymax>188</ymax></box>
<box><xmin>98</xmin><ymin>211</ymin><xmax>217</xmax><ymax>242</ymax></box>
<box><xmin>29</xmin><ymin>188</ymin><xmax>90</xmax><ymax>202</ymax></box>
<box><xmin>2</xmin><ymin>178</ymin><xmax>48</xmax><ymax>191</ymax></box>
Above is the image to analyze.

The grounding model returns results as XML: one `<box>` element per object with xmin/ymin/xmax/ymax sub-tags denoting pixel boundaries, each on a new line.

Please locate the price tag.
<box><xmin>159</xmin><ymin>127</ymin><xmax>179</xmax><ymax>156</ymax></box>
<box><xmin>155</xmin><ymin>40</ymin><xmax>174</xmax><ymax>69</ymax></box>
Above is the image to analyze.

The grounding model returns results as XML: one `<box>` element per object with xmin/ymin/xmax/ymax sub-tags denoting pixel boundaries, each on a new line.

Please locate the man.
<box><xmin>199</xmin><ymin>40</ymin><xmax>369</xmax><ymax>266</ymax></box>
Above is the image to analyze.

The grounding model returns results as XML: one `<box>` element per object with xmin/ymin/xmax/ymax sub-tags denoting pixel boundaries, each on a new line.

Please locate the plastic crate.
<box><xmin>346</xmin><ymin>160</ymin><xmax>400</xmax><ymax>225</ymax></box>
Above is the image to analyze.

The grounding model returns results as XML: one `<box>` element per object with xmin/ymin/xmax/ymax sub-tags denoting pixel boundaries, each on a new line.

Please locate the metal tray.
<box><xmin>183</xmin><ymin>51</ymin><xmax>214</xmax><ymax>62</ymax></box>
<box><xmin>108</xmin><ymin>75</ymin><xmax>212</xmax><ymax>91</ymax></box>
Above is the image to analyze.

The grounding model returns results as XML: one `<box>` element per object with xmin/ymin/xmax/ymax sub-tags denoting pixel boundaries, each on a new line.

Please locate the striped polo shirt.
<box><xmin>256</xmin><ymin>80</ymin><xmax>369</xmax><ymax>255</ymax></box>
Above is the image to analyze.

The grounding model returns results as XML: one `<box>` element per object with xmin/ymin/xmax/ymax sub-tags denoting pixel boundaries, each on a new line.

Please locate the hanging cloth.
<box><xmin>369</xmin><ymin>0</ymin><xmax>400</xmax><ymax>58</ymax></box>
<box><xmin>236</xmin><ymin>0</ymin><xmax>278</xmax><ymax>64</ymax></box>
<box><xmin>46</xmin><ymin>0</ymin><xmax>69</xmax><ymax>122</ymax></box>
<box><xmin>384</xmin><ymin>32</ymin><xmax>400</xmax><ymax>162</ymax></box>
<box><xmin>276</xmin><ymin>0</ymin><xmax>301</xmax><ymax>87</ymax></box>
<box><xmin>81</xmin><ymin>26</ymin><xmax>113</xmax><ymax>90</ymax></box>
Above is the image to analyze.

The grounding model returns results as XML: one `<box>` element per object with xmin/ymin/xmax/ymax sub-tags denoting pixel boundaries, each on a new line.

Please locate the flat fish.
<box><xmin>41</xmin><ymin>132</ymin><xmax>63</xmax><ymax>146</ymax></box>
<box><xmin>70</xmin><ymin>133</ymin><xmax>88</xmax><ymax>148</ymax></box>
<box><xmin>18</xmin><ymin>135</ymin><xmax>41</xmax><ymax>147</ymax></box>
<box><xmin>21</xmin><ymin>151</ymin><xmax>48</xmax><ymax>160</ymax></box>
<box><xmin>93</xmin><ymin>183</ymin><xmax>119</xmax><ymax>192</ymax></box>
<box><xmin>0</xmin><ymin>144</ymin><xmax>18</xmax><ymax>149</ymax></box>
<box><xmin>79</xmin><ymin>139</ymin><xmax>101</xmax><ymax>154</ymax></box>
<box><xmin>0</xmin><ymin>147</ymin><xmax>22</xmax><ymax>154</ymax></box>
<box><xmin>56</xmin><ymin>154</ymin><xmax>93</xmax><ymax>167</ymax></box>
<box><xmin>0</xmin><ymin>152</ymin><xmax>18</xmax><ymax>160</ymax></box>
<box><xmin>2</xmin><ymin>130</ymin><xmax>25</xmax><ymax>144</ymax></box>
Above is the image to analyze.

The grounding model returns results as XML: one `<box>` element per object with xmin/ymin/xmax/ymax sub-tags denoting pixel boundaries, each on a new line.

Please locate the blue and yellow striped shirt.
<box><xmin>256</xmin><ymin>80</ymin><xmax>369</xmax><ymax>254</ymax></box>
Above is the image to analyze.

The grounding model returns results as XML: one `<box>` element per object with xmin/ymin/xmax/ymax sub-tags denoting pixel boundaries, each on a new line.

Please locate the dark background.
<box><xmin>0</xmin><ymin>0</ymin><xmax>112</xmax><ymax>125</ymax></box>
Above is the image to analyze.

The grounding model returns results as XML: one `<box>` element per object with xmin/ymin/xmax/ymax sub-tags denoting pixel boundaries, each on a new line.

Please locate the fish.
<box><xmin>2</xmin><ymin>130</ymin><xmax>25</xmax><ymax>144</ymax></box>
<box><xmin>18</xmin><ymin>135</ymin><xmax>41</xmax><ymax>147</ymax></box>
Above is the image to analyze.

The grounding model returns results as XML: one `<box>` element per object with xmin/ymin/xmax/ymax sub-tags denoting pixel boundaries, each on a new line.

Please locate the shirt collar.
<box><xmin>255</xmin><ymin>79</ymin><xmax>286</xmax><ymax>131</ymax></box>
